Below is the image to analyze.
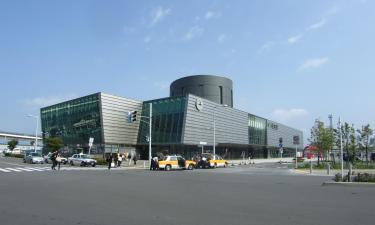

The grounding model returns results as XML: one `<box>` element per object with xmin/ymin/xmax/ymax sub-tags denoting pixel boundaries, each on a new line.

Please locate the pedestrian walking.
<box><xmin>56</xmin><ymin>153</ymin><xmax>62</xmax><ymax>170</ymax></box>
<box><xmin>107</xmin><ymin>154</ymin><xmax>113</xmax><ymax>170</ymax></box>
<box><xmin>133</xmin><ymin>154</ymin><xmax>137</xmax><ymax>165</ymax></box>
<box><xmin>117</xmin><ymin>154</ymin><xmax>122</xmax><ymax>167</ymax></box>
<box><xmin>114</xmin><ymin>154</ymin><xmax>118</xmax><ymax>168</ymax></box>
<box><xmin>50</xmin><ymin>151</ymin><xmax>58</xmax><ymax>170</ymax></box>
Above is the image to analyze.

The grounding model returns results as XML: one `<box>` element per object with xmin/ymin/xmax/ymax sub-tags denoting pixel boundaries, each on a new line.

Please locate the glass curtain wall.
<box><xmin>248</xmin><ymin>114</ymin><xmax>267</xmax><ymax>146</ymax></box>
<box><xmin>40</xmin><ymin>93</ymin><xmax>103</xmax><ymax>151</ymax></box>
<box><xmin>138</xmin><ymin>97</ymin><xmax>186</xmax><ymax>145</ymax></box>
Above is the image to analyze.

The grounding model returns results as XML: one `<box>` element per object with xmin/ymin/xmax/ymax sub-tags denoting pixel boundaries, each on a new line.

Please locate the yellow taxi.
<box><xmin>194</xmin><ymin>153</ymin><xmax>228</xmax><ymax>169</ymax></box>
<box><xmin>158</xmin><ymin>155</ymin><xmax>196</xmax><ymax>171</ymax></box>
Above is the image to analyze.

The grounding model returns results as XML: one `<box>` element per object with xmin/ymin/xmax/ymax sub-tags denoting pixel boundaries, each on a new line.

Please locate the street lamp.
<box><xmin>27</xmin><ymin>114</ymin><xmax>39</xmax><ymax>152</ymax></box>
<box><xmin>213</xmin><ymin>104</ymin><xmax>228</xmax><ymax>160</ymax></box>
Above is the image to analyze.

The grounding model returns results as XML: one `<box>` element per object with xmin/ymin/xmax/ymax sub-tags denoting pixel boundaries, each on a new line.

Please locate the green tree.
<box><xmin>336</xmin><ymin>122</ymin><xmax>359</xmax><ymax>165</ymax></box>
<box><xmin>310</xmin><ymin>120</ymin><xmax>335</xmax><ymax>166</ymax></box>
<box><xmin>7</xmin><ymin>140</ymin><xmax>18</xmax><ymax>151</ymax></box>
<box><xmin>45</xmin><ymin>137</ymin><xmax>63</xmax><ymax>152</ymax></box>
<box><xmin>357</xmin><ymin>124</ymin><xmax>373</xmax><ymax>166</ymax></box>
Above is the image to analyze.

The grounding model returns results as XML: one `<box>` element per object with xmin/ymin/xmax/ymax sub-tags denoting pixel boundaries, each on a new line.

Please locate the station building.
<box><xmin>0</xmin><ymin>131</ymin><xmax>42</xmax><ymax>152</ymax></box>
<box><xmin>40</xmin><ymin>75</ymin><xmax>303</xmax><ymax>159</ymax></box>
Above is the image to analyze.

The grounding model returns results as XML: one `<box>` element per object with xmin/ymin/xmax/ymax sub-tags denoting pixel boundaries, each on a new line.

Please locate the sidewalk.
<box><xmin>293</xmin><ymin>168</ymin><xmax>375</xmax><ymax>177</ymax></box>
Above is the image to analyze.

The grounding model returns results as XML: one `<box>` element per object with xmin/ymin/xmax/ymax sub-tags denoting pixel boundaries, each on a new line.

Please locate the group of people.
<box><xmin>50</xmin><ymin>151</ymin><xmax>62</xmax><ymax>170</ymax></box>
<box><xmin>107</xmin><ymin>152</ymin><xmax>138</xmax><ymax>170</ymax></box>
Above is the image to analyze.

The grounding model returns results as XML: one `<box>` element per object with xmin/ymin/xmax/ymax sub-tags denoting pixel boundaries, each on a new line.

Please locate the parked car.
<box><xmin>158</xmin><ymin>155</ymin><xmax>196</xmax><ymax>171</ymax></box>
<box><xmin>24</xmin><ymin>152</ymin><xmax>44</xmax><ymax>164</ymax></box>
<box><xmin>193</xmin><ymin>153</ymin><xmax>228</xmax><ymax>169</ymax></box>
<box><xmin>68</xmin><ymin>154</ymin><xmax>97</xmax><ymax>167</ymax></box>
<box><xmin>44</xmin><ymin>152</ymin><xmax>68</xmax><ymax>164</ymax></box>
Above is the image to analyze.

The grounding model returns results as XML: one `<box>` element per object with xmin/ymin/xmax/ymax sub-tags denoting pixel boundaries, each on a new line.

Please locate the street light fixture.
<box><xmin>27</xmin><ymin>114</ymin><xmax>39</xmax><ymax>152</ymax></box>
<box><xmin>213</xmin><ymin>104</ymin><xmax>228</xmax><ymax>160</ymax></box>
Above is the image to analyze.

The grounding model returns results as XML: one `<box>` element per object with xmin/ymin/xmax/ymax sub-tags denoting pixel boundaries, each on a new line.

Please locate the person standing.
<box><xmin>107</xmin><ymin>154</ymin><xmax>113</xmax><ymax>170</ymax></box>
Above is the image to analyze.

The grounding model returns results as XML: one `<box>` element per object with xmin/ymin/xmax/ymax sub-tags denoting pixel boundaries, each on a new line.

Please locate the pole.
<box><xmin>35</xmin><ymin>116</ymin><xmax>38</xmax><ymax>152</ymax></box>
<box><xmin>339</xmin><ymin>117</ymin><xmax>344</xmax><ymax>180</ymax></box>
<box><xmin>149</xmin><ymin>103</ymin><xmax>152</xmax><ymax>165</ymax></box>
<box><xmin>295</xmin><ymin>144</ymin><xmax>298</xmax><ymax>169</ymax></box>
<box><xmin>213</xmin><ymin>109</ymin><xmax>216</xmax><ymax>160</ymax></box>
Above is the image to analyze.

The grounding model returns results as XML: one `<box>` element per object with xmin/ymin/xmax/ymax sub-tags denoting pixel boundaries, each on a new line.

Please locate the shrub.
<box><xmin>93</xmin><ymin>157</ymin><xmax>107</xmax><ymax>165</ymax></box>
<box><xmin>353</xmin><ymin>173</ymin><xmax>375</xmax><ymax>183</ymax></box>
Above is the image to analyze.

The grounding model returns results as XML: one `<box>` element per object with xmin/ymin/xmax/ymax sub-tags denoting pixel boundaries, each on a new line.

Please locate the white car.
<box><xmin>44</xmin><ymin>152</ymin><xmax>68</xmax><ymax>164</ymax></box>
<box><xmin>68</xmin><ymin>154</ymin><xmax>97</xmax><ymax>167</ymax></box>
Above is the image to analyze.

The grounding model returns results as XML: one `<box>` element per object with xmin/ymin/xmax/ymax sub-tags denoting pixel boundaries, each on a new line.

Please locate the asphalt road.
<box><xmin>1</xmin><ymin>156</ymin><xmax>374</xmax><ymax>225</ymax></box>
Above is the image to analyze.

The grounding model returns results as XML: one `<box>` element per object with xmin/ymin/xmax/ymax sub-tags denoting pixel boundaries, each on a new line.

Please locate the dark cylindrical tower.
<box><xmin>170</xmin><ymin>75</ymin><xmax>233</xmax><ymax>107</ymax></box>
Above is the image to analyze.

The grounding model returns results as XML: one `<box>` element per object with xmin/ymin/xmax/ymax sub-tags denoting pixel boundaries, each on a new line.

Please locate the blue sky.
<box><xmin>1</xmin><ymin>0</ymin><xmax>374</xmax><ymax>144</ymax></box>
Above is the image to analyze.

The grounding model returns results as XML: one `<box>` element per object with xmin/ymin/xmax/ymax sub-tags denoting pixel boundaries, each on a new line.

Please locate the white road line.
<box><xmin>15</xmin><ymin>167</ymin><xmax>34</xmax><ymax>172</ymax></box>
<box><xmin>0</xmin><ymin>168</ymin><xmax>11</xmax><ymax>172</ymax></box>
<box><xmin>5</xmin><ymin>168</ymin><xmax>22</xmax><ymax>172</ymax></box>
<box><xmin>24</xmin><ymin>167</ymin><xmax>46</xmax><ymax>171</ymax></box>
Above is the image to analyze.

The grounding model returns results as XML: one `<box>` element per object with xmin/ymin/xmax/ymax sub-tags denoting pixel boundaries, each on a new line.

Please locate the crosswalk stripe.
<box><xmin>15</xmin><ymin>167</ymin><xmax>35</xmax><ymax>172</ymax></box>
<box><xmin>24</xmin><ymin>167</ymin><xmax>47</xmax><ymax>171</ymax></box>
<box><xmin>5</xmin><ymin>168</ymin><xmax>22</xmax><ymax>172</ymax></box>
<box><xmin>0</xmin><ymin>168</ymin><xmax>11</xmax><ymax>172</ymax></box>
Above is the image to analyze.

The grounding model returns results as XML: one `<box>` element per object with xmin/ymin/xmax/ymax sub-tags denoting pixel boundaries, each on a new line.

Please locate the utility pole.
<box><xmin>339</xmin><ymin>117</ymin><xmax>344</xmax><ymax>180</ymax></box>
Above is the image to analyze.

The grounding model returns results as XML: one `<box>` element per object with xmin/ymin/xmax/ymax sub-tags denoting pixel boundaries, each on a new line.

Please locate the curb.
<box><xmin>322</xmin><ymin>181</ymin><xmax>375</xmax><ymax>187</ymax></box>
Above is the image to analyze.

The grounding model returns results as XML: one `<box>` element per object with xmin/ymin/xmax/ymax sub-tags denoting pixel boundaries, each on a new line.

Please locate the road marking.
<box><xmin>15</xmin><ymin>167</ymin><xmax>35</xmax><ymax>172</ymax></box>
<box><xmin>5</xmin><ymin>168</ymin><xmax>22</xmax><ymax>172</ymax></box>
<box><xmin>25</xmin><ymin>167</ymin><xmax>47</xmax><ymax>171</ymax></box>
<box><xmin>0</xmin><ymin>168</ymin><xmax>11</xmax><ymax>172</ymax></box>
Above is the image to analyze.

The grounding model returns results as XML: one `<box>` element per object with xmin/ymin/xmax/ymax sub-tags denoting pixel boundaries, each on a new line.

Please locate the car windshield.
<box><xmin>30</xmin><ymin>153</ymin><xmax>41</xmax><ymax>157</ymax></box>
<box><xmin>80</xmin><ymin>155</ymin><xmax>91</xmax><ymax>159</ymax></box>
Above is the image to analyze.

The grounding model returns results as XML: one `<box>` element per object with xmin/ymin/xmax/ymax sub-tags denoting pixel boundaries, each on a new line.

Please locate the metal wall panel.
<box><xmin>100</xmin><ymin>93</ymin><xmax>143</xmax><ymax>145</ymax></box>
<box><xmin>182</xmin><ymin>94</ymin><xmax>248</xmax><ymax>145</ymax></box>
<box><xmin>266</xmin><ymin>120</ymin><xmax>304</xmax><ymax>149</ymax></box>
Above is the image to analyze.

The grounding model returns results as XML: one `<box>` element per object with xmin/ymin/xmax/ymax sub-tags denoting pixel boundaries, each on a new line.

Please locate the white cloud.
<box><xmin>298</xmin><ymin>57</ymin><xmax>329</xmax><ymax>71</ymax></box>
<box><xmin>308</xmin><ymin>18</ymin><xmax>326</xmax><ymax>30</ymax></box>
<box><xmin>258</xmin><ymin>41</ymin><xmax>275</xmax><ymax>53</ymax></box>
<box><xmin>23</xmin><ymin>94</ymin><xmax>77</xmax><ymax>108</ymax></box>
<box><xmin>288</xmin><ymin>34</ymin><xmax>303</xmax><ymax>44</ymax></box>
<box><xmin>217</xmin><ymin>34</ymin><xmax>227</xmax><ymax>43</ymax></box>
<box><xmin>150</xmin><ymin>6</ymin><xmax>171</xmax><ymax>26</ymax></box>
<box><xmin>272</xmin><ymin>108</ymin><xmax>308</xmax><ymax>122</ymax></box>
<box><xmin>204</xmin><ymin>11</ymin><xmax>220</xmax><ymax>19</ymax></box>
<box><xmin>183</xmin><ymin>26</ymin><xmax>204</xmax><ymax>41</ymax></box>
<box><xmin>143</xmin><ymin>36</ymin><xmax>151</xmax><ymax>43</ymax></box>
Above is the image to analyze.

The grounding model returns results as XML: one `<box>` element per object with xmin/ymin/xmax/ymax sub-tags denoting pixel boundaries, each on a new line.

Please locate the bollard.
<box><xmin>310</xmin><ymin>160</ymin><xmax>312</xmax><ymax>174</ymax></box>
<box><xmin>327</xmin><ymin>163</ymin><xmax>330</xmax><ymax>175</ymax></box>
<box><xmin>143</xmin><ymin>161</ymin><xmax>146</xmax><ymax>168</ymax></box>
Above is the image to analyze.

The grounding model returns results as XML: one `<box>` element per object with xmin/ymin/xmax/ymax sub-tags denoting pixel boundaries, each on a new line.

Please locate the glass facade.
<box><xmin>248</xmin><ymin>114</ymin><xmax>267</xmax><ymax>146</ymax></box>
<box><xmin>138</xmin><ymin>97</ymin><xmax>186</xmax><ymax>144</ymax></box>
<box><xmin>40</xmin><ymin>93</ymin><xmax>103</xmax><ymax>147</ymax></box>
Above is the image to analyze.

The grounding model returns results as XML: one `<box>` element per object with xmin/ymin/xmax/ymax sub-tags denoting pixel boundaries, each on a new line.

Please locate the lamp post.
<box><xmin>213</xmin><ymin>104</ymin><xmax>228</xmax><ymax>160</ymax></box>
<box><xmin>27</xmin><ymin>114</ymin><xmax>39</xmax><ymax>152</ymax></box>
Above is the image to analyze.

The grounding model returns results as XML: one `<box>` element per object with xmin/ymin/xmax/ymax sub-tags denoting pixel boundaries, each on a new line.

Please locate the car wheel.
<box><xmin>70</xmin><ymin>161</ymin><xmax>74</xmax><ymax>166</ymax></box>
<box><xmin>213</xmin><ymin>163</ymin><xmax>217</xmax><ymax>168</ymax></box>
<box><xmin>80</xmin><ymin>162</ymin><xmax>85</xmax><ymax>167</ymax></box>
<box><xmin>224</xmin><ymin>162</ymin><xmax>228</xmax><ymax>168</ymax></box>
<box><xmin>92</xmin><ymin>163</ymin><xmax>96</xmax><ymax>167</ymax></box>
<box><xmin>187</xmin><ymin>164</ymin><xmax>194</xmax><ymax>170</ymax></box>
<box><xmin>165</xmin><ymin>165</ymin><xmax>171</xmax><ymax>171</ymax></box>
<box><xmin>63</xmin><ymin>161</ymin><xmax>67</xmax><ymax>165</ymax></box>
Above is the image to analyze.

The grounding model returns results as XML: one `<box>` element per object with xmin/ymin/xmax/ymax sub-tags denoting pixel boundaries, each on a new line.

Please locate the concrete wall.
<box><xmin>100</xmin><ymin>93</ymin><xmax>143</xmax><ymax>145</ymax></box>
<box><xmin>266</xmin><ymin>120</ymin><xmax>303</xmax><ymax>149</ymax></box>
<box><xmin>182</xmin><ymin>94</ymin><xmax>248</xmax><ymax>146</ymax></box>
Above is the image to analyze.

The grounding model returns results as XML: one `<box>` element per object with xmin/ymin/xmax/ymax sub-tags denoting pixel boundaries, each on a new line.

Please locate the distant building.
<box><xmin>40</xmin><ymin>75</ymin><xmax>303</xmax><ymax>159</ymax></box>
<box><xmin>0</xmin><ymin>131</ymin><xmax>42</xmax><ymax>151</ymax></box>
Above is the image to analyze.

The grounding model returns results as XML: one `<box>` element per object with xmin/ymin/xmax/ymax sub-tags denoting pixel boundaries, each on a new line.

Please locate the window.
<box><xmin>219</xmin><ymin>86</ymin><xmax>223</xmax><ymax>104</ymax></box>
